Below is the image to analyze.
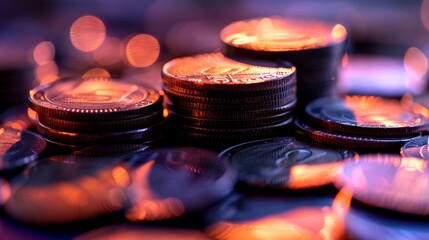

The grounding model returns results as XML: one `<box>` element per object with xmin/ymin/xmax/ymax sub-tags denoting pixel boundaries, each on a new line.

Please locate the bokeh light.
<box><xmin>33</xmin><ymin>41</ymin><xmax>55</xmax><ymax>66</ymax></box>
<box><xmin>70</xmin><ymin>15</ymin><xmax>106</xmax><ymax>52</ymax></box>
<box><xmin>421</xmin><ymin>0</ymin><xmax>429</xmax><ymax>32</ymax></box>
<box><xmin>125</xmin><ymin>34</ymin><xmax>160</xmax><ymax>68</ymax></box>
<box><xmin>404</xmin><ymin>47</ymin><xmax>428</xmax><ymax>86</ymax></box>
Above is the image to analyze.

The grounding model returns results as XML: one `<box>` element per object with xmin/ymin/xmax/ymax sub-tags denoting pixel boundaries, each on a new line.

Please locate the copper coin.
<box><xmin>29</xmin><ymin>77</ymin><xmax>163</xmax><ymax>120</ymax></box>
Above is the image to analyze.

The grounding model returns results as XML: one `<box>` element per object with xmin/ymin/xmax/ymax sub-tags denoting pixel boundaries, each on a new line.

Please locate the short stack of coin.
<box><xmin>220</xmin><ymin>17</ymin><xmax>348</xmax><ymax>108</ymax></box>
<box><xmin>295</xmin><ymin>96</ymin><xmax>429</xmax><ymax>150</ymax></box>
<box><xmin>162</xmin><ymin>53</ymin><xmax>297</xmax><ymax>148</ymax></box>
<box><xmin>28</xmin><ymin>76</ymin><xmax>165</xmax><ymax>147</ymax></box>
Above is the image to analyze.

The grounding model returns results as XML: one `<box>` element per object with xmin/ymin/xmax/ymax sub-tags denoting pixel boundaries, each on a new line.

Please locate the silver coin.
<box><xmin>220</xmin><ymin>137</ymin><xmax>355</xmax><ymax>189</ymax></box>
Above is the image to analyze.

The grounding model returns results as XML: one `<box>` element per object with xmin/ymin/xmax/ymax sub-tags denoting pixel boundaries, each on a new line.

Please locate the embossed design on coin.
<box><xmin>220</xmin><ymin>137</ymin><xmax>355</xmax><ymax>189</ymax></box>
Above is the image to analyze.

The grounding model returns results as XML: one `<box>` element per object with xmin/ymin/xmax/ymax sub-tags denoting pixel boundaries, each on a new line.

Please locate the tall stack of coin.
<box><xmin>28</xmin><ymin>76</ymin><xmax>165</xmax><ymax>147</ymax></box>
<box><xmin>162</xmin><ymin>53</ymin><xmax>296</xmax><ymax>147</ymax></box>
<box><xmin>295</xmin><ymin>96</ymin><xmax>429</xmax><ymax>150</ymax></box>
<box><xmin>220</xmin><ymin>17</ymin><xmax>348</xmax><ymax>108</ymax></box>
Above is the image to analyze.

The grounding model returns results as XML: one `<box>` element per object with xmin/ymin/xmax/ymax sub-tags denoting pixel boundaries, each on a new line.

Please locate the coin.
<box><xmin>163</xmin><ymin>78</ymin><xmax>296</xmax><ymax>97</ymax></box>
<box><xmin>162</xmin><ymin>52</ymin><xmax>296</xmax><ymax>92</ymax></box>
<box><xmin>335</xmin><ymin>154</ymin><xmax>429</xmax><ymax>215</ymax></box>
<box><xmin>163</xmin><ymin>85</ymin><xmax>296</xmax><ymax>104</ymax></box>
<box><xmin>295</xmin><ymin>118</ymin><xmax>421</xmax><ymax>149</ymax></box>
<box><xmin>37</xmin><ymin>110</ymin><xmax>164</xmax><ymax>133</ymax></box>
<box><xmin>345</xmin><ymin>200</ymin><xmax>429</xmax><ymax>240</ymax></box>
<box><xmin>0</xmin><ymin>126</ymin><xmax>46</xmax><ymax>172</ymax></box>
<box><xmin>400</xmin><ymin>135</ymin><xmax>429</xmax><ymax>160</ymax></box>
<box><xmin>166</xmin><ymin>95</ymin><xmax>295</xmax><ymax>112</ymax></box>
<box><xmin>220</xmin><ymin>137</ymin><xmax>356</xmax><ymax>189</ymax></box>
<box><xmin>4</xmin><ymin>156</ymin><xmax>130</xmax><ymax>224</ymax></box>
<box><xmin>29</xmin><ymin>77</ymin><xmax>163</xmax><ymax>120</ymax></box>
<box><xmin>205</xmin><ymin>194</ymin><xmax>343</xmax><ymax>240</ymax></box>
<box><xmin>75</xmin><ymin>224</ymin><xmax>210</xmax><ymax>240</ymax></box>
<box><xmin>125</xmin><ymin>147</ymin><xmax>237</xmax><ymax>221</ymax></box>
<box><xmin>37</xmin><ymin>121</ymin><xmax>165</xmax><ymax>144</ymax></box>
<box><xmin>220</xmin><ymin>17</ymin><xmax>347</xmax><ymax>53</ymax></box>
<box><xmin>305</xmin><ymin>96</ymin><xmax>429</xmax><ymax>136</ymax></box>
<box><xmin>165</xmin><ymin>98</ymin><xmax>297</xmax><ymax>120</ymax></box>
<box><xmin>169</xmin><ymin>110</ymin><xmax>293</xmax><ymax>128</ymax></box>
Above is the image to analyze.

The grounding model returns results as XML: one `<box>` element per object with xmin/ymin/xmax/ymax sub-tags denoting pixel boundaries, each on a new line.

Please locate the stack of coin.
<box><xmin>28</xmin><ymin>76</ymin><xmax>165</xmax><ymax>147</ymax></box>
<box><xmin>295</xmin><ymin>96</ymin><xmax>429</xmax><ymax>150</ymax></box>
<box><xmin>162</xmin><ymin>52</ymin><xmax>297</xmax><ymax>147</ymax></box>
<box><xmin>220</xmin><ymin>17</ymin><xmax>348</xmax><ymax>108</ymax></box>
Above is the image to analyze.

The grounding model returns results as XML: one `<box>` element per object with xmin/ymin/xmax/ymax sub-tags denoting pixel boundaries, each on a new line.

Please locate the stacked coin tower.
<box><xmin>296</xmin><ymin>96</ymin><xmax>429</xmax><ymax>150</ymax></box>
<box><xmin>220</xmin><ymin>17</ymin><xmax>348</xmax><ymax>108</ymax></box>
<box><xmin>28</xmin><ymin>76</ymin><xmax>165</xmax><ymax>147</ymax></box>
<box><xmin>162</xmin><ymin>53</ymin><xmax>296</xmax><ymax>147</ymax></box>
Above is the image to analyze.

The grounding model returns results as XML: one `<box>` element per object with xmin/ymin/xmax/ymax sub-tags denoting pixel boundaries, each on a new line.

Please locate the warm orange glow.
<box><xmin>404</xmin><ymin>47</ymin><xmax>428</xmax><ymax>84</ymax></box>
<box><xmin>70</xmin><ymin>15</ymin><xmax>106</xmax><ymax>52</ymax></box>
<box><xmin>421</xmin><ymin>0</ymin><xmax>429</xmax><ymax>32</ymax></box>
<box><xmin>125</xmin><ymin>34</ymin><xmax>160</xmax><ymax>68</ymax></box>
<box><xmin>0</xmin><ymin>178</ymin><xmax>11</xmax><ymax>206</ymax></box>
<box><xmin>206</xmin><ymin>206</ymin><xmax>343</xmax><ymax>240</ymax></box>
<box><xmin>112</xmin><ymin>166</ymin><xmax>130</xmax><ymax>187</ymax></box>
<box><xmin>288</xmin><ymin>162</ymin><xmax>342</xmax><ymax>189</ymax></box>
<box><xmin>82</xmin><ymin>68</ymin><xmax>111</xmax><ymax>79</ymax></box>
<box><xmin>27</xmin><ymin>108</ymin><xmax>38</xmax><ymax>121</ymax></box>
<box><xmin>341</xmin><ymin>53</ymin><xmax>348</xmax><ymax>68</ymax></box>
<box><xmin>93</xmin><ymin>36</ymin><xmax>122</xmax><ymax>66</ymax></box>
<box><xmin>33</xmin><ymin>41</ymin><xmax>55</xmax><ymax>65</ymax></box>
<box><xmin>343</xmin><ymin>96</ymin><xmax>429</xmax><ymax>127</ymax></box>
<box><xmin>35</xmin><ymin>61</ymin><xmax>59</xmax><ymax>85</ymax></box>
<box><xmin>221</xmin><ymin>17</ymin><xmax>347</xmax><ymax>52</ymax></box>
<box><xmin>126</xmin><ymin>160</ymin><xmax>186</xmax><ymax>222</ymax></box>
<box><xmin>332</xmin><ymin>188</ymin><xmax>353</xmax><ymax>215</ymax></box>
<box><xmin>163</xmin><ymin>109</ymin><xmax>169</xmax><ymax>118</ymax></box>
<box><xmin>331</xmin><ymin>24</ymin><xmax>347</xmax><ymax>43</ymax></box>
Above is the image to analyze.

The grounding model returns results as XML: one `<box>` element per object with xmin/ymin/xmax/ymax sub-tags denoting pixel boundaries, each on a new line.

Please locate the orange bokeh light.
<box><xmin>125</xmin><ymin>34</ymin><xmax>160</xmax><ymax>68</ymax></box>
<box><xmin>35</xmin><ymin>61</ymin><xmax>59</xmax><ymax>85</ymax></box>
<box><xmin>33</xmin><ymin>41</ymin><xmax>55</xmax><ymax>66</ymax></box>
<box><xmin>404</xmin><ymin>47</ymin><xmax>428</xmax><ymax>82</ymax></box>
<box><xmin>70</xmin><ymin>15</ymin><xmax>106</xmax><ymax>52</ymax></box>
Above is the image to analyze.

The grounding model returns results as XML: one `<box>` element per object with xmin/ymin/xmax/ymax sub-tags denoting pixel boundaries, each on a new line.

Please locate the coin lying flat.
<box><xmin>220</xmin><ymin>137</ymin><xmax>355</xmax><ymax>189</ymax></box>
<box><xmin>125</xmin><ymin>147</ymin><xmax>237</xmax><ymax>221</ymax></box>
<box><xmin>163</xmin><ymin>85</ymin><xmax>296</xmax><ymax>104</ymax></box>
<box><xmin>75</xmin><ymin>224</ymin><xmax>210</xmax><ymax>240</ymax></box>
<box><xmin>4</xmin><ymin>155</ymin><xmax>130</xmax><ymax>224</ymax></box>
<box><xmin>335</xmin><ymin>154</ymin><xmax>429</xmax><ymax>215</ymax></box>
<box><xmin>29</xmin><ymin>77</ymin><xmax>163</xmax><ymax>120</ymax></box>
<box><xmin>162</xmin><ymin>52</ymin><xmax>296</xmax><ymax>92</ymax></box>
<box><xmin>170</xmin><ymin>110</ymin><xmax>293</xmax><ymax>128</ymax></box>
<box><xmin>401</xmin><ymin>135</ymin><xmax>429</xmax><ymax>160</ymax></box>
<box><xmin>0</xmin><ymin>126</ymin><xmax>46</xmax><ymax>172</ymax></box>
<box><xmin>165</xmin><ymin>98</ymin><xmax>297</xmax><ymax>120</ymax></box>
<box><xmin>37</xmin><ymin>110</ymin><xmax>164</xmax><ymax>133</ymax></box>
<box><xmin>220</xmin><ymin>17</ymin><xmax>347</xmax><ymax>53</ymax></box>
<box><xmin>205</xmin><ymin>194</ymin><xmax>344</xmax><ymax>240</ymax></box>
<box><xmin>306</xmin><ymin>96</ymin><xmax>429</xmax><ymax>136</ymax></box>
<box><xmin>295</xmin><ymin>118</ymin><xmax>421</xmax><ymax>149</ymax></box>
<box><xmin>37</xmin><ymin>121</ymin><xmax>165</xmax><ymax>145</ymax></box>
